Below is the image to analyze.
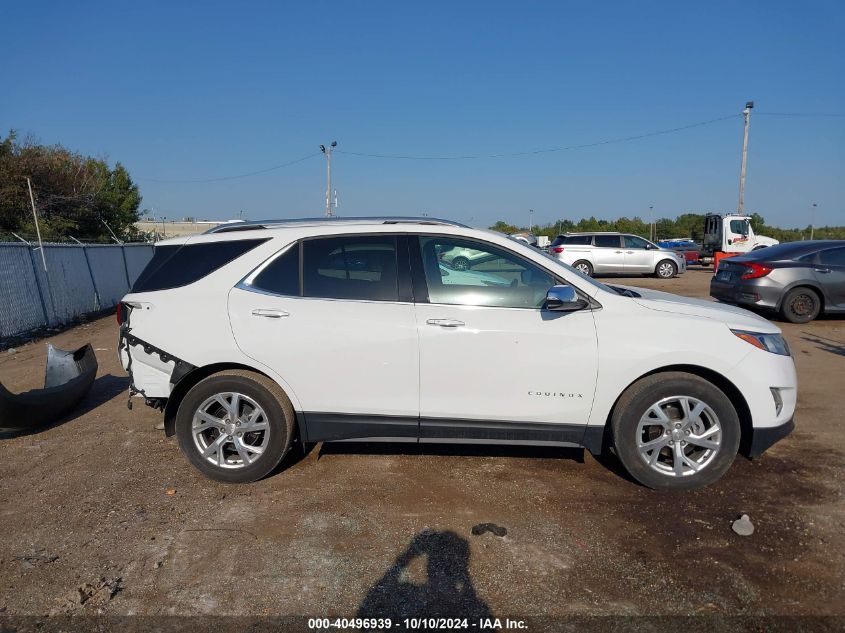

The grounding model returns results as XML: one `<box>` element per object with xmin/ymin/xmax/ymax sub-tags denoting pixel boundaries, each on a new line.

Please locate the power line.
<box><xmin>138</xmin><ymin>152</ymin><xmax>321</xmax><ymax>183</ymax></box>
<box><xmin>755</xmin><ymin>112</ymin><xmax>845</xmax><ymax>118</ymax></box>
<box><xmin>335</xmin><ymin>114</ymin><xmax>741</xmax><ymax>160</ymax></box>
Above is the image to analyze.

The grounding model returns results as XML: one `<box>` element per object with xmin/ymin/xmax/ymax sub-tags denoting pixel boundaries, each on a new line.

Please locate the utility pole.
<box><xmin>320</xmin><ymin>141</ymin><xmax>337</xmax><ymax>217</ymax></box>
<box><xmin>528</xmin><ymin>209</ymin><xmax>534</xmax><ymax>233</ymax></box>
<box><xmin>737</xmin><ymin>101</ymin><xmax>754</xmax><ymax>215</ymax></box>
<box><xmin>810</xmin><ymin>203</ymin><xmax>817</xmax><ymax>240</ymax></box>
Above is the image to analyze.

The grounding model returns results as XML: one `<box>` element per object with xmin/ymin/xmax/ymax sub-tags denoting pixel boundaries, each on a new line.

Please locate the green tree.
<box><xmin>0</xmin><ymin>130</ymin><xmax>143</xmax><ymax>242</ymax></box>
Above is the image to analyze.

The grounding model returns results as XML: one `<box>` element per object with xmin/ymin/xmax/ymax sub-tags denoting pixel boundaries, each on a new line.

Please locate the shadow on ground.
<box><xmin>357</xmin><ymin>530</ymin><xmax>493</xmax><ymax>626</ymax></box>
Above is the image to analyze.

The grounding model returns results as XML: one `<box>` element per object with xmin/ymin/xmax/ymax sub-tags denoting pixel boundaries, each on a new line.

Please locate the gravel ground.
<box><xmin>0</xmin><ymin>268</ymin><xmax>843</xmax><ymax>624</ymax></box>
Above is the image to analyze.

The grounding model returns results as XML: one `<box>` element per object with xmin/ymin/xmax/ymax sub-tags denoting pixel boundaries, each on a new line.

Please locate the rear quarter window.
<box><xmin>132</xmin><ymin>239</ymin><xmax>268</xmax><ymax>292</ymax></box>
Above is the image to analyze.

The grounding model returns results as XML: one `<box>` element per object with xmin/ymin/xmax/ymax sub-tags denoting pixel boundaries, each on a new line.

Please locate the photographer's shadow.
<box><xmin>357</xmin><ymin>530</ymin><xmax>493</xmax><ymax>625</ymax></box>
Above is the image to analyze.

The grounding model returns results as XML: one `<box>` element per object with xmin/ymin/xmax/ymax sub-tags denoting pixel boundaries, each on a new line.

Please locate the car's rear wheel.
<box><xmin>611</xmin><ymin>372</ymin><xmax>740</xmax><ymax>490</ymax></box>
<box><xmin>452</xmin><ymin>256</ymin><xmax>470</xmax><ymax>270</ymax></box>
<box><xmin>655</xmin><ymin>259</ymin><xmax>677</xmax><ymax>279</ymax></box>
<box><xmin>175</xmin><ymin>370</ymin><xmax>294</xmax><ymax>483</ymax></box>
<box><xmin>573</xmin><ymin>260</ymin><xmax>593</xmax><ymax>276</ymax></box>
<box><xmin>780</xmin><ymin>287</ymin><xmax>821</xmax><ymax>324</ymax></box>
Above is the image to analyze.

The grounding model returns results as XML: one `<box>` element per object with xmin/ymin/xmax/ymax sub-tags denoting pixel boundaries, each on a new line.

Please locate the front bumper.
<box><xmin>747</xmin><ymin>416</ymin><xmax>794</xmax><ymax>457</ymax></box>
<box><xmin>709</xmin><ymin>277</ymin><xmax>781</xmax><ymax>310</ymax></box>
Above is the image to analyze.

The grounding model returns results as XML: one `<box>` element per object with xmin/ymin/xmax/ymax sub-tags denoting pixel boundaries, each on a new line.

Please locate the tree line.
<box><xmin>492</xmin><ymin>213</ymin><xmax>845</xmax><ymax>243</ymax></box>
<box><xmin>0</xmin><ymin>131</ymin><xmax>143</xmax><ymax>243</ymax></box>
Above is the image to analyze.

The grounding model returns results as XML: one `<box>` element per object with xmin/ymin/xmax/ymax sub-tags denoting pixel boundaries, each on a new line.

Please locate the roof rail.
<box><xmin>205</xmin><ymin>216</ymin><xmax>468</xmax><ymax>234</ymax></box>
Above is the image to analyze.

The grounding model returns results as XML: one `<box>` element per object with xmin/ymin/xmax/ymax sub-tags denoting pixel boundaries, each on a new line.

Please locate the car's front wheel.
<box><xmin>655</xmin><ymin>259</ymin><xmax>677</xmax><ymax>279</ymax></box>
<box><xmin>175</xmin><ymin>370</ymin><xmax>295</xmax><ymax>483</ymax></box>
<box><xmin>611</xmin><ymin>372</ymin><xmax>740</xmax><ymax>490</ymax></box>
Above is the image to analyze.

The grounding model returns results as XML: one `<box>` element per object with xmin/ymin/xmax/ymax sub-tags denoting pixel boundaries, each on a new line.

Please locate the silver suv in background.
<box><xmin>548</xmin><ymin>232</ymin><xmax>686</xmax><ymax>278</ymax></box>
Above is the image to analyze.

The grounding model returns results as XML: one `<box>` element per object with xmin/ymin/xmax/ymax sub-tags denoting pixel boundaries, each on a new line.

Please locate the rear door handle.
<box><xmin>426</xmin><ymin>318</ymin><xmax>465</xmax><ymax>328</ymax></box>
<box><xmin>251</xmin><ymin>309</ymin><xmax>289</xmax><ymax>318</ymax></box>
<box><xmin>625</xmin><ymin>250</ymin><xmax>634</xmax><ymax>254</ymax></box>
<box><xmin>814</xmin><ymin>268</ymin><xmax>831</xmax><ymax>274</ymax></box>
<box><xmin>615</xmin><ymin>250</ymin><xmax>623</xmax><ymax>254</ymax></box>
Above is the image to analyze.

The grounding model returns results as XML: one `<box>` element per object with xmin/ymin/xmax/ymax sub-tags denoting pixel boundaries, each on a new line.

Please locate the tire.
<box><xmin>175</xmin><ymin>370</ymin><xmax>295</xmax><ymax>483</ymax></box>
<box><xmin>655</xmin><ymin>259</ymin><xmax>677</xmax><ymax>279</ymax></box>
<box><xmin>611</xmin><ymin>372</ymin><xmax>740</xmax><ymax>491</ymax></box>
<box><xmin>452</xmin><ymin>256</ymin><xmax>470</xmax><ymax>270</ymax></box>
<box><xmin>573</xmin><ymin>260</ymin><xmax>593</xmax><ymax>277</ymax></box>
<box><xmin>780</xmin><ymin>287</ymin><xmax>821</xmax><ymax>324</ymax></box>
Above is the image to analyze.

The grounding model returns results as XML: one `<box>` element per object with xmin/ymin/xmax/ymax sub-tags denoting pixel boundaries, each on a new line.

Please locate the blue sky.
<box><xmin>2</xmin><ymin>0</ymin><xmax>843</xmax><ymax>228</ymax></box>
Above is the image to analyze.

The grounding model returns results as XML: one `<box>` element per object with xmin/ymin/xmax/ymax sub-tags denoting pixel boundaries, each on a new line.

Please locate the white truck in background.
<box><xmin>700</xmin><ymin>213</ymin><xmax>779</xmax><ymax>264</ymax></box>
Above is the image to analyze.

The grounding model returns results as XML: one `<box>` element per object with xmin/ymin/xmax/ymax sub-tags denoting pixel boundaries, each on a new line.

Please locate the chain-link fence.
<box><xmin>0</xmin><ymin>242</ymin><xmax>153</xmax><ymax>340</ymax></box>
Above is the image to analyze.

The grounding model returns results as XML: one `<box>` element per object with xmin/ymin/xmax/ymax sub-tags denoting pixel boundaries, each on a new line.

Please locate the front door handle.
<box><xmin>251</xmin><ymin>309</ymin><xmax>290</xmax><ymax>319</ymax></box>
<box><xmin>814</xmin><ymin>268</ymin><xmax>831</xmax><ymax>274</ymax></box>
<box><xmin>625</xmin><ymin>250</ymin><xmax>634</xmax><ymax>254</ymax></box>
<box><xmin>615</xmin><ymin>250</ymin><xmax>623</xmax><ymax>254</ymax></box>
<box><xmin>426</xmin><ymin>318</ymin><xmax>465</xmax><ymax>328</ymax></box>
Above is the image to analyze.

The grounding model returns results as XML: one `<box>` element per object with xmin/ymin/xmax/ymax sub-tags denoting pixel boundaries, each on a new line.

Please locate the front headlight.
<box><xmin>732</xmin><ymin>330</ymin><xmax>791</xmax><ymax>356</ymax></box>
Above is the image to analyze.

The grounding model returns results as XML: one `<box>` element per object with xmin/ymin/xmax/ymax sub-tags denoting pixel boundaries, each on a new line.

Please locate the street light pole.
<box><xmin>528</xmin><ymin>209</ymin><xmax>534</xmax><ymax>233</ymax></box>
<box><xmin>810</xmin><ymin>203</ymin><xmax>817</xmax><ymax>240</ymax></box>
<box><xmin>320</xmin><ymin>141</ymin><xmax>337</xmax><ymax>217</ymax></box>
<box><xmin>737</xmin><ymin>101</ymin><xmax>754</xmax><ymax>215</ymax></box>
<box><xmin>649</xmin><ymin>205</ymin><xmax>654</xmax><ymax>242</ymax></box>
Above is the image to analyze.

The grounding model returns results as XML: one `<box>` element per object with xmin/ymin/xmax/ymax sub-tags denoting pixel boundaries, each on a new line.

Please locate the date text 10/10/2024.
<box><xmin>308</xmin><ymin>618</ymin><xmax>528</xmax><ymax>630</ymax></box>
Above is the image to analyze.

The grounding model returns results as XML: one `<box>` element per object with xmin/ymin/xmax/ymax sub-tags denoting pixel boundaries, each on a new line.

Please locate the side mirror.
<box><xmin>545</xmin><ymin>285</ymin><xmax>585</xmax><ymax>311</ymax></box>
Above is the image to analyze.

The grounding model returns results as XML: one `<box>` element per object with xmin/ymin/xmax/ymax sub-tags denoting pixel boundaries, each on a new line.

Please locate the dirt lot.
<box><xmin>1</xmin><ymin>268</ymin><xmax>843</xmax><ymax>626</ymax></box>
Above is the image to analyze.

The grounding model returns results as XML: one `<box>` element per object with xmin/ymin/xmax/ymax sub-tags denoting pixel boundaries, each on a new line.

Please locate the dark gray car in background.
<box><xmin>710</xmin><ymin>240</ymin><xmax>845</xmax><ymax>323</ymax></box>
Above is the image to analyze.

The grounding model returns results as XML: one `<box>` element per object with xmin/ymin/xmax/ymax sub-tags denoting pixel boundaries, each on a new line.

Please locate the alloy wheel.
<box><xmin>635</xmin><ymin>395</ymin><xmax>722</xmax><ymax>477</ymax></box>
<box><xmin>192</xmin><ymin>392</ymin><xmax>270</xmax><ymax>469</ymax></box>
<box><xmin>658</xmin><ymin>262</ymin><xmax>675</xmax><ymax>278</ymax></box>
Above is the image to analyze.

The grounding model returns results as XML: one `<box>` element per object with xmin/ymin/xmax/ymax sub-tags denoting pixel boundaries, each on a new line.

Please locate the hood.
<box><xmin>622</xmin><ymin>286</ymin><xmax>781</xmax><ymax>333</ymax></box>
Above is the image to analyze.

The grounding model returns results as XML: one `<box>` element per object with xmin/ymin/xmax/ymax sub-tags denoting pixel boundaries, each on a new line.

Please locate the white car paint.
<box><xmin>120</xmin><ymin>220</ymin><xmax>795</xmax><ymax>450</ymax></box>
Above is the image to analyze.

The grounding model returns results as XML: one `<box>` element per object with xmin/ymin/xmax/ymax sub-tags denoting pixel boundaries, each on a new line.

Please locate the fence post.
<box><xmin>120</xmin><ymin>245</ymin><xmax>132</xmax><ymax>291</ymax></box>
<box><xmin>71</xmin><ymin>237</ymin><xmax>101</xmax><ymax>312</ymax></box>
<box><xmin>26</xmin><ymin>245</ymin><xmax>51</xmax><ymax>328</ymax></box>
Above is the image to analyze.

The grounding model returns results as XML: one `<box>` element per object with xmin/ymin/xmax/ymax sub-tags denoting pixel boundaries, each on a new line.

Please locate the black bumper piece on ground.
<box><xmin>0</xmin><ymin>344</ymin><xmax>98</xmax><ymax>431</ymax></box>
<box><xmin>748</xmin><ymin>417</ymin><xmax>795</xmax><ymax>457</ymax></box>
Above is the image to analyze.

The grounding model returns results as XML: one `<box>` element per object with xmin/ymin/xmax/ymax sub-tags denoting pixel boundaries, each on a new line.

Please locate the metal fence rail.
<box><xmin>0</xmin><ymin>242</ymin><xmax>154</xmax><ymax>340</ymax></box>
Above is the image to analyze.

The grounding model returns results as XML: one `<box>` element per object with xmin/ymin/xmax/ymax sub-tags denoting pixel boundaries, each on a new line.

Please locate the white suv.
<box><xmin>119</xmin><ymin>217</ymin><xmax>795</xmax><ymax>490</ymax></box>
<box><xmin>548</xmin><ymin>232</ymin><xmax>686</xmax><ymax>278</ymax></box>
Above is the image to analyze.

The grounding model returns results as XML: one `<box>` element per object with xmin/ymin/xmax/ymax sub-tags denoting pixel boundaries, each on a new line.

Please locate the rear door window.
<box><xmin>593</xmin><ymin>235</ymin><xmax>621</xmax><ymax>248</ymax></box>
<box><xmin>302</xmin><ymin>235</ymin><xmax>399</xmax><ymax>301</ymax></box>
<box><xmin>818</xmin><ymin>247</ymin><xmax>845</xmax><ymax>266</ymax></box>
<box><xmin>564</xmin><ymin>235</ymin><xmax>592</xmax><ymax>245</ymax></box>
<box><xmin>132</xmin><ymin>239</ymin><xmax>268</xmax><ymax>292</ymax></box>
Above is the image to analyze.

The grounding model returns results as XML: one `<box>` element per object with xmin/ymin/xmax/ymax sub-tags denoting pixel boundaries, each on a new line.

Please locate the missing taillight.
<box><xmin>116</xmin><ymin>302</ymin><xmax>127</xmax><ymax>325</ymax></box>
<box><xmin>740</xmin><ymin>262</ymin><xmax>772</xmax><ymax>280</ymax></box>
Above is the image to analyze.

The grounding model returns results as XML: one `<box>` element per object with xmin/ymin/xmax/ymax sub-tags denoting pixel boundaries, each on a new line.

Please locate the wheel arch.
<box><xmin>595</xmin><ymin>364</ymin><xmax>753</xmax><ymax>457</ymax></box>
<box><xmin>162</xmin><ymin>362</ymin><xmax>302</xmax><ymax>439</ymax></box>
